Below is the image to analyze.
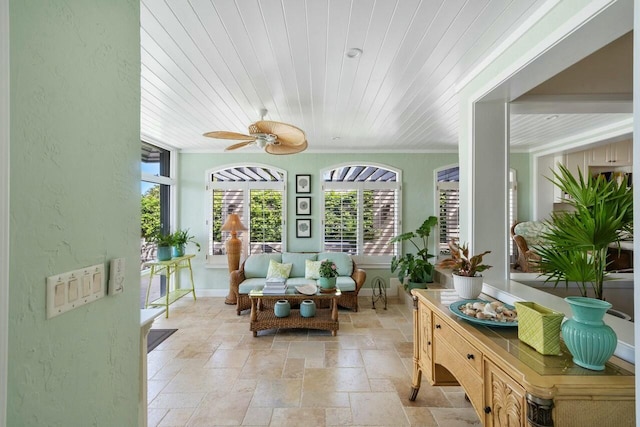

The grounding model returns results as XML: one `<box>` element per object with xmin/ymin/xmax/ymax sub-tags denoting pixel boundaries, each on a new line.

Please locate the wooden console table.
<box><xmin>144</xmin><ymin>254</ymin><xmax>196</xmax><ymax>318</ymax></box>
<box><xmin>411</xmin><ymin>289</ymin><xmax>635</xmax><ymax>426</ymax></box>
<box><xmin>248</xmin><ymin>288</ymin><xmax>340</xmax><ymax>336</ymax></box>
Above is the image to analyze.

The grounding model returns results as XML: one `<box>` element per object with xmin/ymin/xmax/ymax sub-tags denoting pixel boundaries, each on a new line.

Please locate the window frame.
<box><xmin>140</xmin><ymin>139</ymin><xmax>177</xmax><ymax>273</ymax></box>
<box><xmin>205</xmin><ymin>164</ymin><xmax>287</xmax><ymax>266</ymax></box>
<box><xmin>321</xmin><ymin>163</ymin><xmax>402</xmax><ymax>267</ymax></box>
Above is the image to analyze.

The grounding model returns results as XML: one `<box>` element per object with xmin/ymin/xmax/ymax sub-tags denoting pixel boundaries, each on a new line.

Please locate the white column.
<box><xmin>469</xmin><ymin>100</ymin><xmax>510</xmax><ymax>283</ymax></box>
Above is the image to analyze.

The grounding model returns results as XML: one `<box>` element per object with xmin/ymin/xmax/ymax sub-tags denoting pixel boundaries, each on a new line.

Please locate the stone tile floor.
<box><xmin>147</xmin><ymin>296</ymin><xmax>481</xmax><ymax>426</ymax></box>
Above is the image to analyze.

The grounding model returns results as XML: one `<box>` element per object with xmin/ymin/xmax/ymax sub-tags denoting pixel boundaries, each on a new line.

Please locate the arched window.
<box><xmin>322</xmin><ymin>164</ymin><xmax>401</xmax><ymax>261</ymax></box>
<box><xmin>206</xmin><ymin>165</ymin><xmax>286</xmax><ymax>262</ymax></box>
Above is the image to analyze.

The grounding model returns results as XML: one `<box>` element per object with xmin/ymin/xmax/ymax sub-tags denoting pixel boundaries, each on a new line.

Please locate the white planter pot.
<box><xmin>453</xmin><ymin>274</ymin><xmax>484</xmax><ymax>299</ymax></box>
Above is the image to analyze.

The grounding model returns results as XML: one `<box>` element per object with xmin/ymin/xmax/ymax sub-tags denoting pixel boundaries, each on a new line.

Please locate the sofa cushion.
<box><xmin>267</xmin><ymin>259</ymin><xmax>292</xmax><ymax>279</ymax></box>
<box><xmin>514</xmin><ymin>221</ymin><xmax>549</xmax><ymax>246</ymax></box>
<box><xmin>305</xmin><ymin>259</ymin><xmax>323</xmax><ymax>279</ymax></box>
<box><xmin>282</xmin><ymin>252</ymin><xmax>317</xmax><ymax>277</ymax></box>
<box><xmin>317</xmin><ymin>252</ymin><xmax>353</xmax><ymax>277</ymax></box>
<box><xmin>336</xmin><ymin>276</ymin><xmax>356</xmax><ymax>292</ymax></box>
<box><xmin>239</xmin><ymin>278</ymin><xmax>268</xmax><ymax>294</ymax></box>
<box><xmin>244</xmin><ymin>253</ymin><xmax>282</xmax><ymax>278</ymax></box>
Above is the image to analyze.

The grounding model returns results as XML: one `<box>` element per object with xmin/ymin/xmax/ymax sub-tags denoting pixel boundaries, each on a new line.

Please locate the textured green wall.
<box><xmin>9</xmin><ymin>1</ymin><xmax>141</xmax><ymax>425</ymax></box>
<box><xmin>178</xmin><ymin>152</ymin><xmax>458</xmax><ymax>289</ymax></box>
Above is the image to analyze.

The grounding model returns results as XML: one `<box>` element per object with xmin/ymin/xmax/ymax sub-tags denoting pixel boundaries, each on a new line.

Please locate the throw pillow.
<box><xmin>305</xmin><ymin>259</ymin><xmax>323</xmax><ymax>279</ymax></box>
<box><xmin>266</xmin><ymin>259</ymin><xmax>292</xmax><ymax>279</ymax></box>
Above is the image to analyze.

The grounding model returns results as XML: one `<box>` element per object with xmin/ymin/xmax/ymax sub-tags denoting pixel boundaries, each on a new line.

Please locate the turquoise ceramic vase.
<box><xmin>157</xmin><ymin>246</ymin><xmax>172</xmax><ymax>261</ymax></box>
<box><xmin>300</xmin><ymin>300</ymin><xmax>316</xmax><ymax>318</ymax></box>
<box><xmin>172</xmin><ymin>244</ymin><xmax>185</xmax><ymax>258</ymax></box>
<box><xmin>318</xmin><ymin>277</ymin><xmax>337</xmax><ymax>290</ymax></box>
<box><xmin>561</xmin><ymin>296</ymin><xmax>617</xmax><ymax>371</ymax></box>
<box><xmin>274</xmin><ymin>300</ymin><xmax>290</xmax><ymax>318</ymax></box>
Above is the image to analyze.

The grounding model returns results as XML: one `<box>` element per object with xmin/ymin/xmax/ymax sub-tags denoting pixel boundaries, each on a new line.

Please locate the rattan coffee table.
<box><xmin>248</xmin><ymin>288</ymin><xmax>341</xmax><ymax>337</ymax></box>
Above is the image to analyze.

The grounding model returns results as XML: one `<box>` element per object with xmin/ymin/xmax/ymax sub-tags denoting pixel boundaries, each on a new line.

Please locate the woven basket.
<box><xmin>515</xmin><ymin>301</ymin><xmax>565</xmax><ymax>355</ymax></box>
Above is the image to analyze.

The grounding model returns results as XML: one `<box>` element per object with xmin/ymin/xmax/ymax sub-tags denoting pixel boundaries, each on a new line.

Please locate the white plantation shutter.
<box><xmin>322</xmin><ymin>164</ymin><xmax>401</xmax><ymax>259</ymax></box>
<box><xmin>438</xmin><ymin>181</ymin><xmax>460</xmax><ymax>254</ymax></box>
<box><xmin>362</xmin><ymin>189</ymin><xmax>397</xmax><ymax>256</ymax></box>
<box><xmin>210</xmin><ymin>189</ymin><xmax>244</xmax><ymax>256</ymax></box>
<box><xmin>207</xmin><ymin>166</ymin><xmax>286</xmax><ymax>262</ymax></box>
<box><xmin>323</xmin><ymin>189</ymin><xmax>358</xmax><ymax>253</ymax></box>
<box><xmin>509</xmin><ymin>169</ymin><xmax>518</xmax><ymax>260</ymax></box>
<box><xmin>248</xmin><ymin>189</ymin><xmax>283</xmax><ymax>254</ymax></box>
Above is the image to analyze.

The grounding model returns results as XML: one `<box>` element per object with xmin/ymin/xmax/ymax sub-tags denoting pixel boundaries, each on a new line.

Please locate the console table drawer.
<box><xmin>435</xmin><ymin>338</ymin><xmax>483</xmax><ymax>417</ymax></box>
<box><xmin>434</xmin><ymin>314</ymin><xmax>483</xmax><ymax>375</ymax></box>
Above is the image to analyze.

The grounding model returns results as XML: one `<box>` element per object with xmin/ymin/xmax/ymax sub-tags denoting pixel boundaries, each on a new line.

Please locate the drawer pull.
<box><xmin>467</xmin><ymin>353</ymin><xmax>475</xmax><ymax>360</ymax></box>
<box><xmin>427</xmin><ymin>341</ymin><xmax>431</xmax><ymax>346</ymax></box>
<box><xmin>435</xmin><ymin>324</ymin><xmax>441</xmax><ymax>329</ymax></box>
<box><xmin>484</xmin><ymin>406</ymin><xmax>492</xmax><ymax>414</ymax></box>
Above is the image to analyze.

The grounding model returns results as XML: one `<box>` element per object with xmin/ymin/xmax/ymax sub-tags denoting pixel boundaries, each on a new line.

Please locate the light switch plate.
<box><xmin>46</xmin><ymin>263</ymin><xmax>105</xmax><ymax>319</ymax></box>
<box><xmin>109</xmin><ymin>258</ymin><xmax>125</xmax><ymax>295</ymax></box>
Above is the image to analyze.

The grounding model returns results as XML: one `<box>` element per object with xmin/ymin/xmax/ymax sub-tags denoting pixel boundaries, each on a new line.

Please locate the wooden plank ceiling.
<box><xmin>140</xmin><ymin>0</ymin><xmax>624</xmax><ymax>153</ymax></box>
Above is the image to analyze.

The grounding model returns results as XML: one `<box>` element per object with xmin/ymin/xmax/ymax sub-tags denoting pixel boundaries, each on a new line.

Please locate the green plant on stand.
<box><xmin>390</xmin><ymin>216</ymin><xmax>438</xmax><ymax>290</ymax></box>
<box><xmin>171</xmin><ymin>228</ymin><xmax>201</xmax><ymax>258</ymax></box>
<box><xmin>535</xmin><ymin>165</ymin><xmax>633</xmax><ymax>300</ymax></box>
<box><xmin>150</xmin><ymin>232</ymin><xmax>174</xmax><ymax>261</ymax></box>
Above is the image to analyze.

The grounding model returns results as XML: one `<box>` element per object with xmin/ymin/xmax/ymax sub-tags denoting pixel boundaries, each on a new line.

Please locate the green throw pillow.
<box><xmin>305</xmin><ymin>259</ymin><xmax>323</xmax><ymax>279</ymax></box>
<box><xmin>266</xmin><ymin>259</ymin><xmax>292</xmax><ymax>279</ymax></box>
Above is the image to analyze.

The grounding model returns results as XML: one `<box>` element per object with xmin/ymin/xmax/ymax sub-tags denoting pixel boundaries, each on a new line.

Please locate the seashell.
<box><xmin>463</xmin><ymin>308</ymin><xmax>477</xmax><ymax>316</ymax></box>
<box><xmin>472</xmin><ymin>302</ymin><xmax>485</xmax><ymax>310</ymax></box>
<box><xmin>475</xmin><ymin>312</ymin><xmax>487</xmax><ymax>319</ymax></box>
<box><xmin>483</xmin><ymin>304</ymin><xmax>497</xmax><ymax>316</ymax></box>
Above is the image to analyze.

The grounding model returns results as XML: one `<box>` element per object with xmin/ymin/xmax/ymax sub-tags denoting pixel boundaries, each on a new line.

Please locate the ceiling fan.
<box><xmin>203</xmin><ymin>109</ymin><xmax>307</xmax><ymax>154</ymax></box>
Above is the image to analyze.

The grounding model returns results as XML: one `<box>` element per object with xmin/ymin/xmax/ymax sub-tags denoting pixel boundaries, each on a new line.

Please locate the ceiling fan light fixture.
<box><xmin>345</xmin><ymin>48</ymin><xmax>362</xmax><ymax>59</ymax></box>
<box><xmin>256</xmin><ymin>138</ymin><xmax>267</xmax><ymax>148</ymax></box>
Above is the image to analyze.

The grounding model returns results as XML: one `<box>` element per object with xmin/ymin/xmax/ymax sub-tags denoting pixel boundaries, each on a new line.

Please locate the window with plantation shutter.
<box><xmin>322</xmin><ymin>164</ymin><xmax>401</xmax><ymax>261</ymax></box>
<box><xmin>437</xmin><ymin>167</ymin><xmax>459</xmax><ymax>254</ymax></box>
<box><xmin>207</xmin><ymin>165</ymin><xmax>286</xmax><ymax>263</ymax></box>
<box><xmin>509</xmin><ymin>169</ymin><xmax>518</xmax><ymax>261</ymax></box>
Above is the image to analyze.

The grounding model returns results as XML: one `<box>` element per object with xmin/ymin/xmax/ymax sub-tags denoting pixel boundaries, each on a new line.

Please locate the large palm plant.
<box><xmin>535</xmin><ymin>164</ymin><xmax>632</xmax><ymax>300</ymax></box>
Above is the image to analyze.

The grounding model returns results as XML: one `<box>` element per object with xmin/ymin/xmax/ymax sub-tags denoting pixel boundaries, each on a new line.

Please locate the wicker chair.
<box><xmin>511</xmin><ymin>221</ymin><xmax>546</xmax><ymax>272</ymax></box>
<box><xmin>230</xmin><ymin>259</ymin><xmax>366</xmax><ymax>315</ymax></box>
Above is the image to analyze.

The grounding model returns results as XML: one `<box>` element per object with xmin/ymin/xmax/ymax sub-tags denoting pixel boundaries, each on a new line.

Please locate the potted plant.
<box><xmin>149</xmin><ymin>232</ymin><xmax>175</xmax><ymax>261</ymax></box>
<box><xmin>390</xmin><ymin>216</ymin><xmax>438</xmax><ymax>290</ymax></box>
<box><xmin>437</xmin><ymin>240</ymin><xmax>492</xmax><ymax>299</ymax></box>
<box><xmin>318</xmin><ymin>259</ymin><xmax>339</xmax><ymax>290</ymax></box>
<box><xmin>171</xmin><ymin>228</ymin><xmax>201</xmax><ymax>257</ymax></box>
<box><xmin>535</xmin><ymin>164</ymin><xmax>633</xmax><ymax>300</ymax></box>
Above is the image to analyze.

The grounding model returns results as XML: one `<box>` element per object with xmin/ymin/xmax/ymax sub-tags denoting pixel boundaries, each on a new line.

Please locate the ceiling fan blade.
<box><xmin>203</xmin><ymin>131</ymin><xmax>256</xmax><ymax>140</ymax></box>
<box><xmin>253</xmin><ymin>121</ymin><xmax>307</xmax><ymax>147</ymax></box>
<box><xmin>225</xmin><ymin>140</ymin><xmax>254</xmax><ymax>151</ymax></box>
<box><xmin>265</xmin><ymin>140</ymin><xmax>308</xmax><ymax>155</ymax></box>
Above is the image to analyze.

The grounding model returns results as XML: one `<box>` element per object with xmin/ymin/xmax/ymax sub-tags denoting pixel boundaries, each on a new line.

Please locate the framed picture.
<box><xmin>296</xmin><ymin>196</ymin><xmax>311</xmax><ymax>215</ymax></box>
<box><xmin>296</xmin><ymin>174</ymin><xmax>311</xmax><ymax>193</ymax></box>
<box><xmin>296</xmin><ymin>219</ymin><xmax>311</xmax><ymax>238</ymax></box>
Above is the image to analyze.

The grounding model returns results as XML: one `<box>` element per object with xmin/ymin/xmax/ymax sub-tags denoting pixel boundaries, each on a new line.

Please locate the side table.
<box><xmin>144</xmin><ymin>254</ymin><xmax>196</xmax><ymax>317</ymax></box>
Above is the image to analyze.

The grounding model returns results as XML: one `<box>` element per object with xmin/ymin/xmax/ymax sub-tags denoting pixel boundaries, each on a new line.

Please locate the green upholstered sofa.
<box><xmin>230</xmin><ymin>252</ymin><xmax>366</xmax><ymax>315</ymax></box>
